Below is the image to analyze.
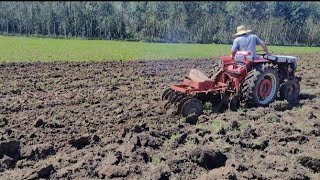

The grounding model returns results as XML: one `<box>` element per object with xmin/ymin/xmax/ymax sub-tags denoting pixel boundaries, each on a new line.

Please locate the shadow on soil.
<box><xmin>270</xmin><ymin>93</ymin><xmax>318</xmax><ymax>111</ymax></box>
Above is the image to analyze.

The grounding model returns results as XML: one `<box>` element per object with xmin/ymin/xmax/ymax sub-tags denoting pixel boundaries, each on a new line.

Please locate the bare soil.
<box><xmin>0</xmin><ymin>53</ymin><xmax>319</xmax><ymax>180</ymax></box>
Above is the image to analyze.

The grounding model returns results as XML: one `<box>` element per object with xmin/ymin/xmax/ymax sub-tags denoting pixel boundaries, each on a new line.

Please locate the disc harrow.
<box><xmin>162</xmin><ymin>88</ymin><xmax>203</xmax><ymax>117</ymax></box>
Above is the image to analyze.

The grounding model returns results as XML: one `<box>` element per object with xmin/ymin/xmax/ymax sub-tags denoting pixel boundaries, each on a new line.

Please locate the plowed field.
<box><xmin>0</xmin><ymin>53</ymin><xmax>319</xmax><ymax>179</ymax></box>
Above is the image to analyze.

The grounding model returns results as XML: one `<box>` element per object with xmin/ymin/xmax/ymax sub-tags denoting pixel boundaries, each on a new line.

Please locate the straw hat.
<box><xmin>233</xmin><ymin>25</ymin><xmax>253</xmax><ymax>37</ymax></box>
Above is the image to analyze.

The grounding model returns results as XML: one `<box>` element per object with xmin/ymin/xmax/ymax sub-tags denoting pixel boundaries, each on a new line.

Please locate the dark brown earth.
<box><xmin>0</xmin><ymin>53</ymin><xmax>319</xmax><ymax>180</ymax></box>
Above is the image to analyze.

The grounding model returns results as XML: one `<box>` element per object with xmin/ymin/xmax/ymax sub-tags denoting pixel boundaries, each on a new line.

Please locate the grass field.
<box><xmin>0</xmin><ymin>35</ymin><xmax>319</xmax><ymax>62</ymax></box>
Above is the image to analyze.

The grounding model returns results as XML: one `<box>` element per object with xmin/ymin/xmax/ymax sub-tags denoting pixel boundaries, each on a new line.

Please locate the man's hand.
<box><xmin>260</xmin><ymin>43</ymin><xmax>271</xmax><ymax>55</ymax></box>
<box><xmin>231</xmin><ymin>51</ymin><xmax>236</xmax><ymax>60</ymax></box>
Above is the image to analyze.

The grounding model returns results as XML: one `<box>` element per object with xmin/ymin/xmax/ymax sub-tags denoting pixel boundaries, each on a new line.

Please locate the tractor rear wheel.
<box><xmin>242</xmin><ymin>63</ymin><xmax>279</xmax><ymax>107</ymax></box>
<box><xmin>280</xmin><ymin>77</ymin><xmax>300</xmax><ymax>102</ymax></box>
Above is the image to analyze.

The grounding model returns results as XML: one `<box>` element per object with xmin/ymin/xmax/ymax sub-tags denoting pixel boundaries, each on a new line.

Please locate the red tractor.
<box><xmin>162</xmin><ymin>51</ymin><xmax>300</xmax><ymax>118</ymax></box>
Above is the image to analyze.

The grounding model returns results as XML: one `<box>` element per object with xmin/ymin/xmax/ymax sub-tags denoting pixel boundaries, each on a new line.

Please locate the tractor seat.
<box><xmin>263</xmin><ymin>55</ymin><xmax>297</xmax><ymax>63</ymax></box>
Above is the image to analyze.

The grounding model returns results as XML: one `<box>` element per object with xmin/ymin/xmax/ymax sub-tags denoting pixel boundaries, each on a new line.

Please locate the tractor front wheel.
<box><xmin>280</xmin><ymin>77</ymin><xmax>300</xmax><ymax>102</ymax></box>
<box><xmin>242</xmin><ymin>63</ymin><xmax>280</xmax><ymax>107</ymax></box>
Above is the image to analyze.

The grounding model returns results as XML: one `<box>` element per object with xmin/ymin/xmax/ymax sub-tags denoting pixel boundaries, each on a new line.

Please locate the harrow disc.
<box><xmin>162</xmin><ymin>88</ymin><xmax>173</xmax><ymax>100</ymax></box>
<box><xmin>171</xmin><ymin>94</ymin><xmax>186</xmax><ymax>115</ymax></box>
<box><xmin>164</xmin><ymin>92</ymin><xmax>179</xmax><ymax>110</ymax></box>
<box><xmin>177</xmin><ymin>96</ymin><xmax>193</xmax><ymax>115</ymax></box>
<box><xmin>173</xmin><ymin>94</ymin><xmax>185</xmax><ymax>105</ymax></box>
<box><xmin>180</xmin><ymin>98</ymin><xmax>203</xmax><ymax>117</ymax></box>
<box><xmin>169</xmin><ymin>92</ymin><xmax>180</xmax><ymax>103</ymax></box>
<box><xmin>161</xmin><ymin>89</ymin><xmax>204</xmax><ymax>118</ymax></box>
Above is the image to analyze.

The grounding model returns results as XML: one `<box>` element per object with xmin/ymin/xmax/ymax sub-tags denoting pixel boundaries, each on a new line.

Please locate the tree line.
<box><xmin>0</xmin><ymin>1</ymin><xmax>319</xmax><ymax>46</ymax></box>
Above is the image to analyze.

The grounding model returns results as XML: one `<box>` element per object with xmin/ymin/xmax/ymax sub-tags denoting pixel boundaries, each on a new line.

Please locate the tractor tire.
<box><xmin>242</xmin><ymin>63</ymin><xmax>279</xmax><ymax>108</ymax></box>
<box><xmin>280</xmin><ymin>77</ymin><xmax>300</xmax><ymax>102</ymax></box>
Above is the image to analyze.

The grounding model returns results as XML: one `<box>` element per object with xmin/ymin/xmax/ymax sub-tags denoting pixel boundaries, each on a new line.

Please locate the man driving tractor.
<box><xmin>231</xmin><ymin>25</ymin><xmax>271</xmax><ymax>60</ymax></box>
